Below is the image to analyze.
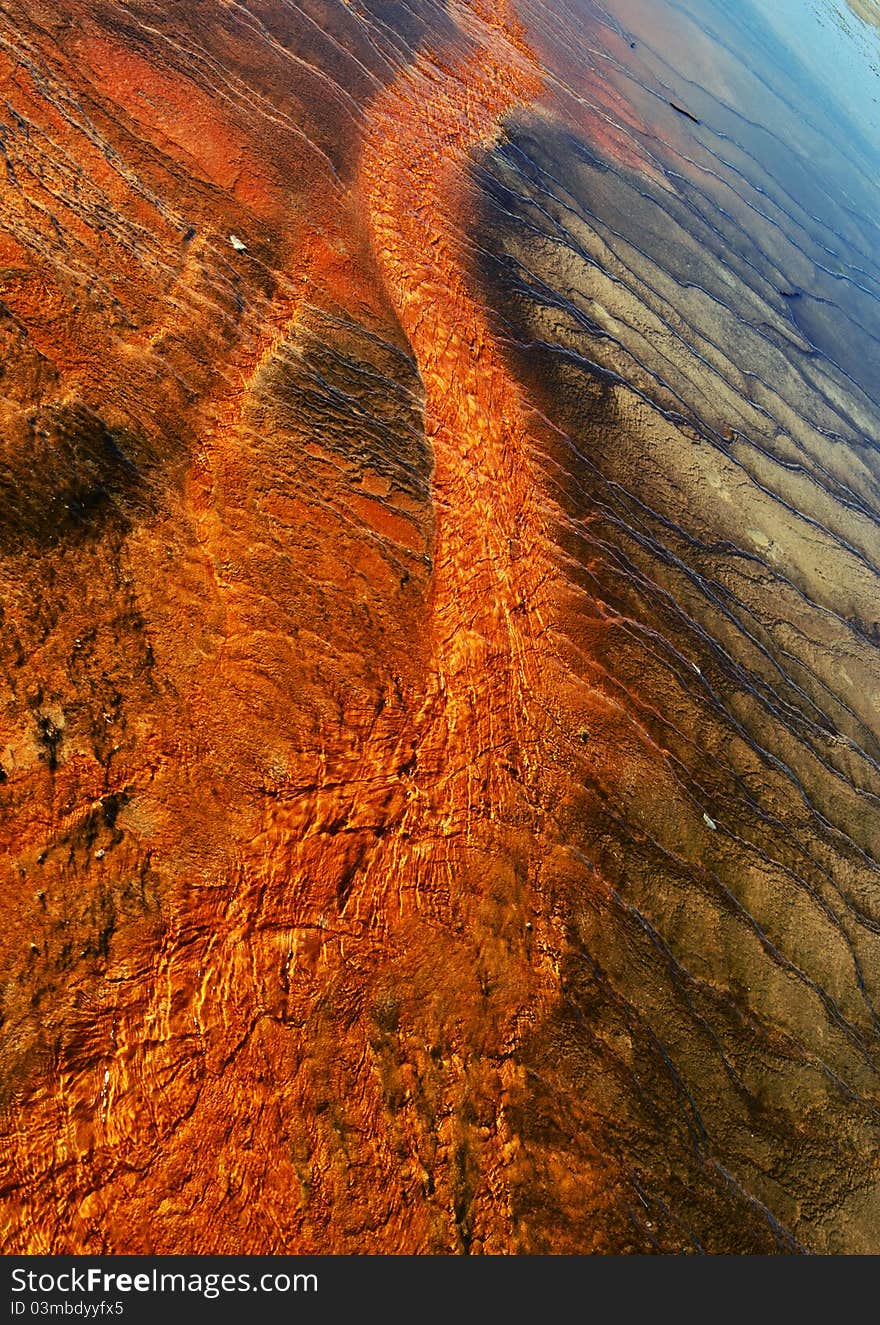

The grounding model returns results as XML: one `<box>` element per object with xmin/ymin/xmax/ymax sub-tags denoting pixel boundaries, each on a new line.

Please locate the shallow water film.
<box><xmin>0</xmin><ymin>0</ymin><xmax>878</xmax><ymax>1254</ymax></box>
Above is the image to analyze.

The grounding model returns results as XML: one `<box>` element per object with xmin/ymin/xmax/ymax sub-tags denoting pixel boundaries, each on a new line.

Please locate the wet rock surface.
<box><xmin>0</xmin><ymin>0</ymin><xmax>878</xmax><ymax>1253</ymax></box>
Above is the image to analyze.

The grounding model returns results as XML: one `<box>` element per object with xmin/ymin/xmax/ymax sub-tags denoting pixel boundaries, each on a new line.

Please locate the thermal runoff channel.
<box><xmin>0</xmin><ymin>0</ymin><xmax>879</xmax><ymax>1255</ymax></box>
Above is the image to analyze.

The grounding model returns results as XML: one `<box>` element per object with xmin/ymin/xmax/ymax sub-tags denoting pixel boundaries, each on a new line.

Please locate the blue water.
<box><xmin>761</xmin><ymin>0</ymin><xmax>880</xmax><ymax>153</ymax></box>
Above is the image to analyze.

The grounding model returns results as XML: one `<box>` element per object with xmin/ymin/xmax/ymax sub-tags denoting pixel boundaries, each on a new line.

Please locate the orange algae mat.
<box><xmin>1</xmin><ymin>0</ymin><xmax>880</xmax><ymax>1253</ymax></box>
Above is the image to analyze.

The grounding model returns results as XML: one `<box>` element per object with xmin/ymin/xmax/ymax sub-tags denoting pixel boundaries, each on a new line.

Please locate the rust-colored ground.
<box><xmin>1</xmin><ymin>0</ymin><xmax>879</xmax><ymax>1253</ymax></box>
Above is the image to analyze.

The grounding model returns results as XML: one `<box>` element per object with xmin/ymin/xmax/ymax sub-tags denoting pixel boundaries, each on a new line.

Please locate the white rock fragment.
<box><xmin>229</xmin><ymin>233</ymin><xmax>247</xmax><ymax>252</ymax></box>
<box><xmin>703</xmin><ymin>812</ymin><xmax>717</xmax><ymax>830</ymax></box>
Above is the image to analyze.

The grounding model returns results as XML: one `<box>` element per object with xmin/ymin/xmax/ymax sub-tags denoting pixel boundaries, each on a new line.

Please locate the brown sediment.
<box><xmin>1</xmin><ymin>0</ymin><xmax>879</xmax><ymax>1256</ymax></box>
<box><xmin>847</xmin><ymin>0</ymin><xmax>880</xmax><ymax>30</ymax></box>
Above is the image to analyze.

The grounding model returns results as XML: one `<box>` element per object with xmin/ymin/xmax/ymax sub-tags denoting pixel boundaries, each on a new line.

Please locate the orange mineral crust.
<box><xmin>1</xmin><ymin>0</ymin><xmax>880</xmax><ymax>1254</ymax></box>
